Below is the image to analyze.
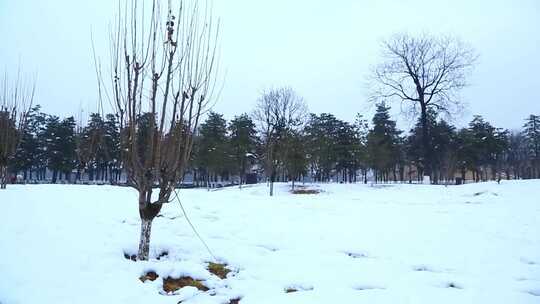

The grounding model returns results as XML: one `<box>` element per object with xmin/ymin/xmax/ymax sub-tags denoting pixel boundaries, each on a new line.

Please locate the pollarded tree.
<box><xmin>253</xmin><ymin>87</ymin><xmax>307</xmax><ymax>196</ymax></box>
<box><xmin>0</xmin><ymin>71</ymin><xmax>35</xmax><ymax>188</ymax></box>
<box><xmin>96</xmin><ymin>0</ymin><xmax>220</xmax><ymax>260</ymax></box>
<box><xmin>372</xmin><ymin>33</ymin><xmax>477</xmax><ymax>181</ymax></box>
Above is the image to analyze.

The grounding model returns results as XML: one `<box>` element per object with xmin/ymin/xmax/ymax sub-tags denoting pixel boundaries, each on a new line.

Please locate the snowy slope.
<box><xmin>0</xmin><ymin>181</ymin><xmax>539</xmax><ymax>303</ymax></box>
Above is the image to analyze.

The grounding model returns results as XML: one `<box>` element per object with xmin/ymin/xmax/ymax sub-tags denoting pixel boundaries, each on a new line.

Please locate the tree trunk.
<box><xmin>136</xmin><ymin>190</ymin><xmax>163</xmax><ymax>260</ymax></box>
<box><xmin>137</xmin><ymin>218</ymin><xmax>153</xmax><ymax>260</ymax></box>
<box><xmin>0</xmin><ymin>165</ymin><xmax>7</xmax><ymax>189</ymax></box>
<box><xmin>419</xmin><ymin>102</ymin><xmax>432</xmax><ymax>182</ymax></box>
<box><xmin>269</xmin><ymin>172</ymin><xmax>275</xmax><ymax>196</ymax></box>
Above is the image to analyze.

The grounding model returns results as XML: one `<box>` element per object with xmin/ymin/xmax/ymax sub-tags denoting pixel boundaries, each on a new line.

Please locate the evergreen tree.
<box><xmin>304</xmin><ymin>113</ymin><xmax>341</xmax><ymax>182</ymax></box>
<box><xmin>523</xmin><ymin>114</ymin><xmax>540</xmax><ymax>178</ymax></box>
<box><xmin>228</xmin><ymin>114</ymin><xmax>258</xmax><ymax>185</ymax></box>
<box><xmin>195</xmin><ymin>112</ymin><xmax>230</xmax><ymax>186</ymax></box>
<box><xmin>466</xmin><ymin>116</ymin><xmax>507</xmax><ymax>181</ymax></box>
<box><xmin>12</xmin><ymin>105</ymin><xmax>47</xmax><ymax>181</ymax></box>
<box><xmin>366</xmin><ymin>103</ymin><xmax>401</xmax><ymax>182</ymax></box>
<box><xmin>282</xmin><ymin>129</ymin><xmax>308</xmax><ymax>189</ymax></box>
<box><xmin>45</xmin><ymin>116</ymin><xmax>77</xmax><ymax>183</ymax></box>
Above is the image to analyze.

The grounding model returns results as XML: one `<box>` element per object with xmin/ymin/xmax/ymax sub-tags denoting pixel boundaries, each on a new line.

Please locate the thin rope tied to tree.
<box><xmin>172</xmin><ymin>188</ymin><xmax>218</xmax><ymax>262</ymax></box>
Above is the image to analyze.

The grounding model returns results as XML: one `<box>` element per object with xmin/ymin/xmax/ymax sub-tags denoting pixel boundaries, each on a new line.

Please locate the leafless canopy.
<box><xmin>96</xmin><ymin>0</ymin><xmax>219</xmax><ymax>260</ymax></box>
<box><xmin>372</xmin><ymin>33</ymin><xmax>477</xmax><ymax>118</ymax></box>
<box><xmin>0</xmin><ymin>69</ymin><xmax>35</xmax><ymax>189</ymax></box>
<box><xmin>253</xmin><ymin>87</ymin><xmax>307</xmax><ymax>196</ymax></box>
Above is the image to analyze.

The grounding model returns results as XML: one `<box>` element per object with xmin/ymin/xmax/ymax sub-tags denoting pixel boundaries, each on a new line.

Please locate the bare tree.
<box><xmin>0</xmin><ymin>70</ymin><xmax>35</xmax><ymax>189</ymax></box>
<box><xmin>96</xmin><ymin>0</ymin><xmax>219</xmax><ymax>260</ymax></box>
<box><xmin>371</xmin><ymin>33</ymin><xmax>476</xmax><ymax>181</ymax></box>
<box><xmin>253</xmin><ymin>87</ymin><xmax>307</xmax><ymax>196</ymax></box>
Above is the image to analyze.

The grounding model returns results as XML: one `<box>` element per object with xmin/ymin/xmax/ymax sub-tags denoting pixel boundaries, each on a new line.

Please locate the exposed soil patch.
<box><xmin>413</xmin><ymin>265</ymin><xmax>438</xmax><ymax>272</ymax></box>
<box><xmin>354</xmin><ymin>285</ymin><xmax>385</xmax><ymax>291</ymax></box>
<box><xmin>163</xmin><ymin>276</ymin><xmax>209</xmax><ymax>293</ymax></box>
<box><xmin>292</xmin><ymin>188</ymin><xmax>320</xmax><ymax>194</ymax></box>
<box><xmin>446</xmin><ymin>282</ymin><xmax>462</xmax><ymax>289</ymax></box>
<box><xmin>156</xmin><ymin>250</ymin><xmax>169</xmax><ymax>260</ymax></box>
<box><xmin>346</xmin><ymin>252</ymin><xmax>369</xmax><ymax>258</ymax></box>
<box><xmin>139</xmin><ymin>271</ymin><xmax>159</xmax><ymax>282</ymax></box>
<box><xmin>285</xmin><ymin>287</ymin><xmax>298</xmax><ymax>293</ymax></box>
<box><xmin>123</xmin><ymin>252</ymin><xmax>137</xmax><ymax>261</ymax></box>
<box><xmin>228</xmin><ymin>297</ymin><xmax>242</xmax><ymax>303</ymax></box>
<box><xmin>207</xmin><ymin>262</ymin><xmax>231</xmax><ymax>279</ymax></box>
<box><xmin>284</xmin><ymin>285</ymin><xmax>313</xmax><ymax>293</ymax></box>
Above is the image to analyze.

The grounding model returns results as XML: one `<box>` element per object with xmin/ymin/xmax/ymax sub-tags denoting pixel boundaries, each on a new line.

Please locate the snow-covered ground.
<box><xmin>1</xmin><ymin>181</ymin><xmax>539</xmax><ymax>304</ymax></box>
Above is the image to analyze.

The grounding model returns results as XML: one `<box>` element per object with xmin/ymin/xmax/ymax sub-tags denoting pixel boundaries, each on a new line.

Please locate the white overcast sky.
<box><xmin>1</xmin><ymin>0</ymin><xmax>539</xmax><ymax>130</ymax></box>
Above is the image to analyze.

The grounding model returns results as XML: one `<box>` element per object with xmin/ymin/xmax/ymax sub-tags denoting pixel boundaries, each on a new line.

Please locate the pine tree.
<box><xmin>282</xmin><ymin>129</ymin><xmax>308</xmax><ymax>189</ymax></box>
<box><xmin>195</xmin><ymin>112</ymin><xmax>230</xmax><ymax>187</ymax></box>
<box><xmin>367</xmin><ymin>103</ymin><xmax>401</xmax><ymax>182</ymax></box>
<box><xmin>228</xmin><ymin>114</ymin><xmax>258</xmax><ymax>185</ymax></box>
<box><xmin>12</xmin><ymin>105</ymin><xmax>47</xmax><ymax>181</ymax></box>
<box><xmin>523</xmin><ymin>114</ymin><xmax>540</xmax><ymax>178</ymax></box>
<box><xmin>45</xmin><ymin>116</ymin><xmax>77</xmax><ymax>183</ymax></box>
<box><xmin>466</xmin><ymin>116</ymin><xmax>507</xmax><ymax>181</ymax></box>
<box><xmin>304</xmin><ymin>113</ymin><xmax>341</xmax><ymax>182</ymax></box>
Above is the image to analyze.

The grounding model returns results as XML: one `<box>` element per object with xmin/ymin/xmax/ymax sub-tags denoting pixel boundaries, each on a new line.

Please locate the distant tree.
<box><xmin>407</xmin><ymin>110</ymin><xmax>457</xmax><ymax>183</ymax></box>
<box><xmin>334</xmin><ymin>120</ymin><xmax>362</xmax><ymax>183</ymax></box>
<box><xmin>76</xmin><ymin>113</ymin><xmax>121</xmax><ymax>183</ymax></box>
<box><xmin>79</xmin><ymin>113</ymin><xmax>106</xmax><ymax>181</ymax></box>
<box><xmin>44</xmin><ymin>116</ymin><xmax>77</xmax><ymax>183</ymax></box>
<box><xmin>505</xmin><ymin>131</ymin><xmax>529</xmax><ymax>179</ymax></box>
<box><xmin>0</xmin><ymin>70</ymin><xmax>35</xmax><ymax>188</ymax></box>
<box><xmin>354</xmin><ymin>114</ymin><xmax>370</xmax><ymax>183</ymax></box>
<box><xmin>228</xmin><ymin>114</ymin><xmax>258</xmax><ymax>186</ymax></box>
<box><xmin>103</xmin><ymin>114</ymin><xmax>121</xmax><ymax>183</ymax></box>
<box><xmin>304</xmin><ymin>113</ymin><xmax>341</xmax><ymax>182</ymax></box>
<box><xmin>12</xmin><ymin>105</ymin><xmax>46</xmax><ymax>181</ymax></box>
<box><xmin>253</xmin><ymin>87</ymin><xmax>307</xmax><ymax>196</ymax></box>
<box><xmin>0</xmin><ymin>110</ymin><xmax>18</xmax><ymax>187</ymax></box>
<box><xmin>372</xmin><ymin>33</ymin><xmax>477</xmax><ymax>181</ymax></box>
<box><xmin>282</xmin><ymin>129</ymin><xmax>308</xmax><ymax>190</ymax></box>
<box><xmin>465</xmin><ymin>116</ymin><xmax>506</xmax><ymax>181</ymax></box>
<box><xmin>523</xmin><ymin>114</ymin><xmax>540</xmax><ymax>178</ymax></box>
<box><xmin>195</xmin><ymin>112</ymin><xmax>230</xmax><ymax>187</ymax></box>
<box><xmin>366</xmin><ymin>103</ymin><xmax>401</xmax><ymax>182</ymax></box>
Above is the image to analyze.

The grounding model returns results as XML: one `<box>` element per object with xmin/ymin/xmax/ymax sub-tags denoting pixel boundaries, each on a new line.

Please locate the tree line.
<box><xmin>4</xmin><ymin>101</ymin><xmax>539</xmax><ymax>188</ymax></box>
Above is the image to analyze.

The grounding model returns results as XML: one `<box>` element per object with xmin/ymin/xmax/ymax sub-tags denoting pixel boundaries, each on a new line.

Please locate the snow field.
<box><xmin>1</xmin><ymin>181</ymin><xmax>539</xmax><ymax>303</ymax></box>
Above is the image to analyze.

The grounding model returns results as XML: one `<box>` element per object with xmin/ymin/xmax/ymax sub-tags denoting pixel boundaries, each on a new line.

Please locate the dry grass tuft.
<box><xmin>162</xmin><ymin>276</ymin><xmax>209</xmax><ymax>293</ymax></box>
<box><xmin>139</xmin><ymin>271</ymin><xmax>159</xmax><ymax>282</ymax></box>
<box><xmin>208</xmin><ymin>262</ymin><xmax>231</xmax><ymax>279</ymax></box>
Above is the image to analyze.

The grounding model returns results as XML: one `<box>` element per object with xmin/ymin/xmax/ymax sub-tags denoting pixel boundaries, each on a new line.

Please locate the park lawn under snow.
<box><xmin>1</xmin><ymin>181</ymin><xmax>539</xmax><ymax>304</ymax></box>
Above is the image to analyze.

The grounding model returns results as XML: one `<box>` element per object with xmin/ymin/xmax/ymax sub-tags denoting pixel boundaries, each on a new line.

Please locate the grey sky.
<box><xmin>1</xmin><ymin>0</ymin><xmax>539</xmax><ymax>130</ymax></box>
